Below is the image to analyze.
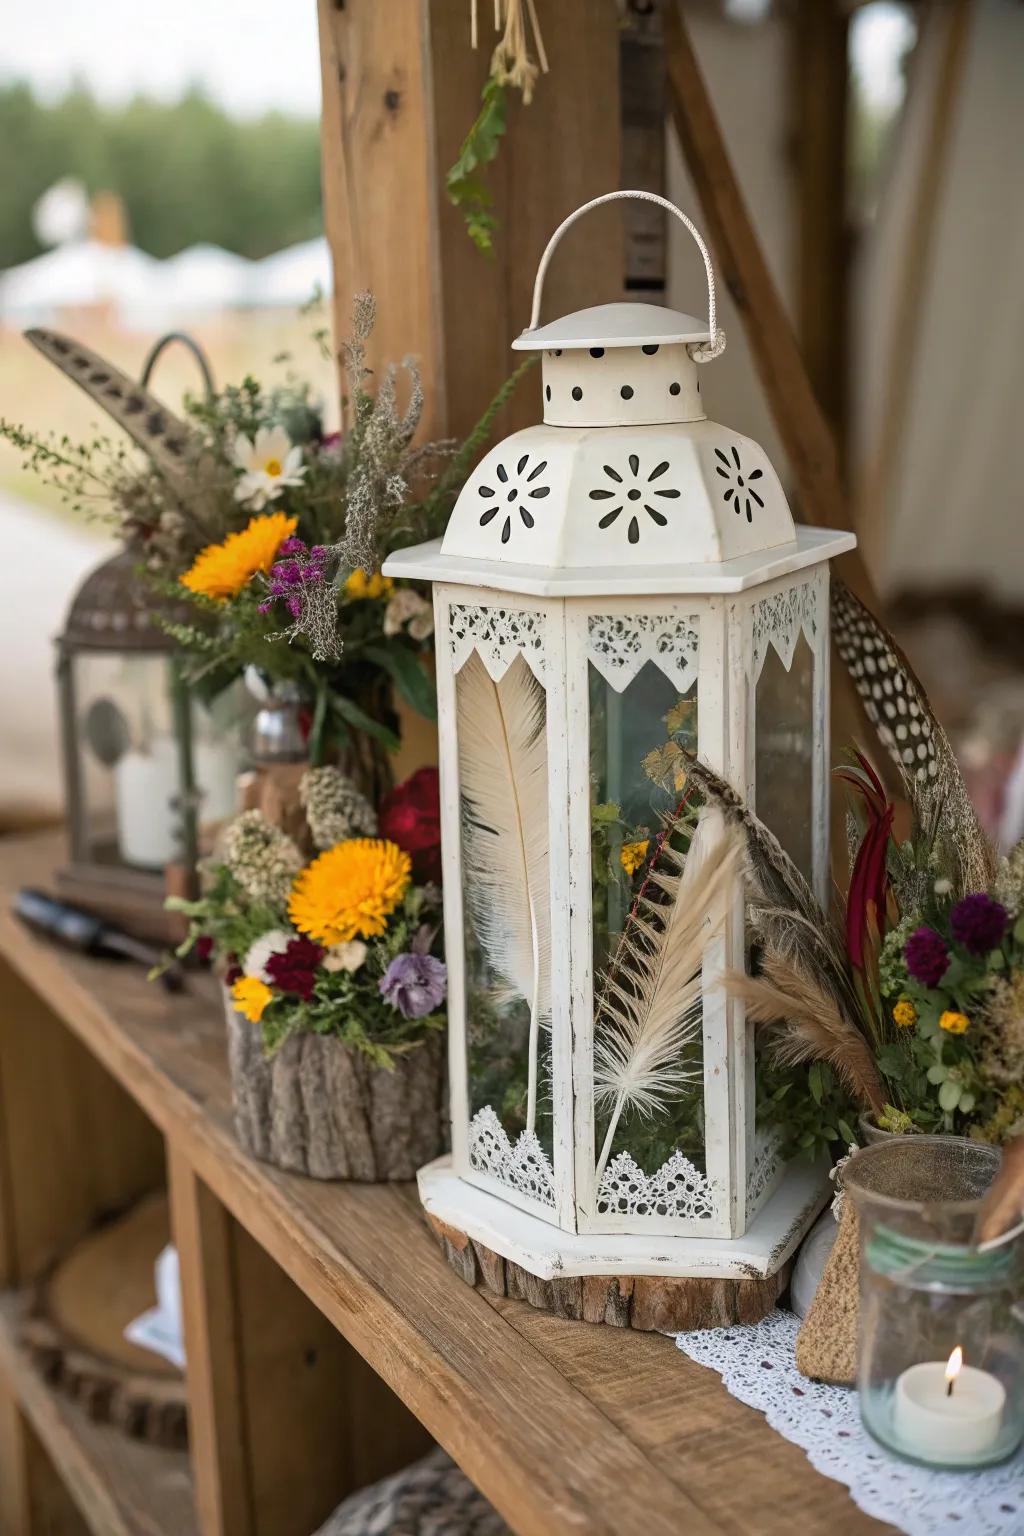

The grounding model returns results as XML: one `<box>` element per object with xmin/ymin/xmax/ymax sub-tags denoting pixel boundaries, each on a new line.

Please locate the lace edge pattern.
<box><xmin>595</xmin><ymin>1148</ymin><xmax>715</xmax><ymax>1221</ymax></box>
<box><xmin>449</xmin><ymin>603</ymin><xmax>547</xmax><ymax>683</ymax></box>
<box><xmin>587</xmin><ymin>611</ymin><xmax>700</xmax><ymax>695</ymax></box>
<box><xmin>751</xmin><ymin>577</ymin><xmax>823</xmax><ymax>682</ymax></box>
<box><xmin>468</xmin><ymin>1106</ymin><xmax>556</xmax><ymax>1207</ymax></box>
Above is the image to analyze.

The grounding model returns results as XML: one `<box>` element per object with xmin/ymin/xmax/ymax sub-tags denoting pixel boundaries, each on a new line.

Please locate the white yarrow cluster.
<box><xmin>221</xmin><ymin>810</ymin><xmax>303</xmax><ymax>906</ymax></box>
<box><xmin>300</xmin><ymin>765</ymin><xmax>377</xmax><ymax>850</ymax></box>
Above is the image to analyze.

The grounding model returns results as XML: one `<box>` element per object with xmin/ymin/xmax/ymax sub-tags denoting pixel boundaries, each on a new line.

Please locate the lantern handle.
<box><xmin>139</xmin><ymin>331</ymin><xmax>216</xmax><ymax>399</ymax></box>
<box><xmin>527</xmin><ymin>190</ymin><xmax>726</xmax><ymax>362</ymax></box>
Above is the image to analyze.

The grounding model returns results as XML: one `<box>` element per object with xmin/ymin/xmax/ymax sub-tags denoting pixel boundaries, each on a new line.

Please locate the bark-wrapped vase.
<box><xmin>224</xmin><ymin>994</ymin><xmax>446</xmax><ymax>1180</ymax></box>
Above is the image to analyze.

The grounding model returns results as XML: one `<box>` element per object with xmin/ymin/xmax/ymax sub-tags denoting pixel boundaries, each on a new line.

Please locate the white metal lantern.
<box><xmin>384</xmin><ymin>192</ymin><xmax>855</xmax><ymax>1284</ymax></box>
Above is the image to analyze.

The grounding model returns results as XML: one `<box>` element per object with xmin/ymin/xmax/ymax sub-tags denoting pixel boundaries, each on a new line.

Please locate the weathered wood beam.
<box><xmin>317</xmin><ymin>0</ymin><xmax>623</xmax><ymax>444</ymax></box>
<box><xmin>664</xmin><ymin>0</ymin><xmax>876</xmax><ymax>607</ymax></box>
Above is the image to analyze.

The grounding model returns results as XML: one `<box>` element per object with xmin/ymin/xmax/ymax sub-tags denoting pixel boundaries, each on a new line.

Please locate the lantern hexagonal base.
<box><xmin>418</xmin><ymin>1155</ymin><xmax>830</xmax><ymax>1284</ymax></box>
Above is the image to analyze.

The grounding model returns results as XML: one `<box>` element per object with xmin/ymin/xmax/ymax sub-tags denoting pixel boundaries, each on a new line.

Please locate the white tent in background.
<box><xmin>0</xmin><ymin>239</ymin><xmax>161</xmax><ymax>326</ymax></box>
<box><xmin>158</xmin><ymin>243</ymin><xmax>255</xmax><ymax>313</ymax></box>
<box><xmin>248</xmin><ymin>236</ymin><xmax>332</xmax><ymax>308</ymax></box>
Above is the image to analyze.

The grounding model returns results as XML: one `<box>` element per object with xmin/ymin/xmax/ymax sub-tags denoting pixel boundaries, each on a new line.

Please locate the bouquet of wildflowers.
<box><xmin>172</xmin><ymin>764</ymin><xmax>447</xmax><ymax>1064</ymax></box>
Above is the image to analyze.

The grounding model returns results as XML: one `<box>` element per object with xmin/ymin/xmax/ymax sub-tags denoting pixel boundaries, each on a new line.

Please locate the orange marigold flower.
<box><xmin>231</xmin><ymin>974</ymin><xmax>273</xmax><ymax>1023</ymax></box>
<box><xmin>181</xmin><ymin>511</ymin><xmax>298</xmax><ymax>601</ymax></box>
<box><xmin>288</xmin><ymin>838</ymin><xmax>411</xmax><ymax>945</ymax></box>
<box><xmin>939</xmin><ymin>1010</ymin><xmax>970</xmax><ymax>1035</ymax></box>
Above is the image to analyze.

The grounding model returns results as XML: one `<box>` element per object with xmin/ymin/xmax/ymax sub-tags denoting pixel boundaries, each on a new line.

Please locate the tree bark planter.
<box><xmin>224</xmin><ymin>995</ymin><xmax>446</xmax><ymax>1180</ymax></box>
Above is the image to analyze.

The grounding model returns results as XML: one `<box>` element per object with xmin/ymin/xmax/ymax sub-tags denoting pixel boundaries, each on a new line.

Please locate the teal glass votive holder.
<box><xmin>844</xmin><ymin>1137</ymin><xmax>1024</xmax><ymax>1470</ymax></box>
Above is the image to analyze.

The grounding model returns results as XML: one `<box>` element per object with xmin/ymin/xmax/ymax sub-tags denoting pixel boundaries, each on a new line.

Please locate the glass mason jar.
<box><xmin>845</xmin><ymin>1137</ymin><xmax>1024</xmax><ymax>1469</ymax></box>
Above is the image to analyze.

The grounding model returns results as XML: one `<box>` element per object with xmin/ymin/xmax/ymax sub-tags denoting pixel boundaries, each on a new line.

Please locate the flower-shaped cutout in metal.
<box><xmin>477</xmin><ymin>454</ymin><xmax>550</xmax><ymax>545</ymax></box>
<box><xmin>588</xmin><ymin>454</ymin><xmax>679</xmax><ymax>545</ymax></box>
<box><xmin>714</xmin><ymin>445</ymin><xmax>763</xmax><ymax>523</ymax></box>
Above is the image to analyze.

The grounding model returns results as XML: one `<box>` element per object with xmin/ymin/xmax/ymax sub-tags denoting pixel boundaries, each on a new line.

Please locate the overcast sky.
<box><xmin>2</xmin><ymin>1</ymin><xmax>910</xmax><ymax>119</ymax></box>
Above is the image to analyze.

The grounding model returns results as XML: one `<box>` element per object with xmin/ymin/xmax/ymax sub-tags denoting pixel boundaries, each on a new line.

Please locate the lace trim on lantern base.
<box><xmin>745</xmin><ymin>1128</ymin><xmax>783</xmax><ymax>1219</ymax></box>
<box><xmin>467</xmin><ymin>1107</ymin><xmax>556</xmax><ymax>1207</ymax></box>
<box><xmin>595</xmin><ymin>1149</ymin><xmax>715</xmax><ymax>1220</ymax></box>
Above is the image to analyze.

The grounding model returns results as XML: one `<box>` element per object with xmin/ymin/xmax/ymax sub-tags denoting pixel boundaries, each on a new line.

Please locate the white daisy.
<box><xmin>232</xmin><ymin>425</ymin><xmax>306</xmax><ymax>509</ymax></box>
<box><xmin>243</xmin><ymin>928</ymin><xmax>295</xmax><ymax>981</ymax></box>
<box><xmin>322</xmin><ymin>940</ymin><xmax>368</xmax><ymax>974</ymax></box>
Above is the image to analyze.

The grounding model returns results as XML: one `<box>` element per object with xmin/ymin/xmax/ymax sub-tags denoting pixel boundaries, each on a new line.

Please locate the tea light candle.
<box><xmin>893</xmin><ymin>1347</ymin><xmax>1006</xmax><ymax>1464</ymax></box>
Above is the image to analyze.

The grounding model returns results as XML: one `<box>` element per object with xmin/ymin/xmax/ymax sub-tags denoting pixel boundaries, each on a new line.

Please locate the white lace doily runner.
<box><xmin>675</xmin><ymin>1311</ymin><xmax>1023</xmax><ymax>1536</ymax></box>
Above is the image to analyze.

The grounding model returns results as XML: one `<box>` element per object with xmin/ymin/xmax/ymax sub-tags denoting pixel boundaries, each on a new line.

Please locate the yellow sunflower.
<box><xmin>181</xmin><ymin>511</ymin><xmax>298</xmax><ymax>601</ymax></box>
<box><xmin>288</xmin><ymin>838</ymin><xmax>411</xmax><ymax>945</ymax></box>
<box><xmin>344</xmin><ymin>569</ymin><xmax>394</xmax><ymax>601</ymax></box>
<box><xmin>231</xmin><ymin>975</ymin><xmax>273</xmax><ymax>1023</ymax></box>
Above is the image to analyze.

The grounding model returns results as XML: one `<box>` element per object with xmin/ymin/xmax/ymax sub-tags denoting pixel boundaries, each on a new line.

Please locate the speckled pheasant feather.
<box><xmin>830</xmin><ymin>577</ymin><xmax>994</xmax><ymax>895</ymax></box>
<box><xmin>25</xmin><ymin>328</ymin><xmax>203</xmax><ymax>494</ymax></box>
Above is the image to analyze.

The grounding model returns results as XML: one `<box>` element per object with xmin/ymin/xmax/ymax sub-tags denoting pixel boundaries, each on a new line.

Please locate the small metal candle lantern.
<box><xmin>385</xmin><ymin>192</ymin><xmax>855</xmax><ymax>1290</ymax></box>
<box><xmin>847</xmin><ymin>1138</ymin><xmax>1024</xmax><ymax>1469</ymax></box>
<box><xmin>55</xmin><ymin>548</ymin><xmax>203</xmax><ymax>935</ymax></box>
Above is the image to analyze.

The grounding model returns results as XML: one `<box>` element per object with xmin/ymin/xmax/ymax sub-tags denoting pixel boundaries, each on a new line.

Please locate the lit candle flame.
<box><xmin>945</xmin><ymin>1346</ymin><xmax>963</xmax><ymax>1396</ymax></box>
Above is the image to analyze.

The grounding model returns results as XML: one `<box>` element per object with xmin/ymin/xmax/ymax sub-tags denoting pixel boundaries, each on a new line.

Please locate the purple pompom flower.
<box><xmin>278</xmin><ymin>536</ymin><xmax>307</xmax><ymax>556</ymax></box>
<box><xmin>949</xmin><ymin>893</ymin><xmax>1008</xmax><ymax>955</ymax></box>
<box><xmin>379</xmin><ymin>953</ymin><xmax>447</xmax><ymax>1019</ymax></box>
<box><xmin>904</xmin><ymin>926</ymin><xmax>949</xmax><ymax>987</ymax></box>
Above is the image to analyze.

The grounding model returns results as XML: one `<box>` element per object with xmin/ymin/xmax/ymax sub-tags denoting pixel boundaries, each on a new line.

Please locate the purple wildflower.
<box><xmin>949</xmin><ymin>893</ymin><xmax>1008</xmax><ymax>955</ymax></box>
<box><xmin>905</xmin><ymin>926</ymin><xmax>949</xmax><ymax>987</ymax></box>
<box><xmin>278</xmin><ymin>536</ymin><xmax>307</xmax><ymax>555</ymax></box>
<box><xmin>379</xmin><ymin>953</ymin><xmax>447</xmax><ymax>1019</ymax></box>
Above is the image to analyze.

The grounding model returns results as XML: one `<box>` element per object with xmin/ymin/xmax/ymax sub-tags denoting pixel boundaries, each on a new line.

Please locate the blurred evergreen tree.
<box><xmin>0</xmin><ymin>82</ymin><xmax>322</xmax><ymax>269</ymax></box>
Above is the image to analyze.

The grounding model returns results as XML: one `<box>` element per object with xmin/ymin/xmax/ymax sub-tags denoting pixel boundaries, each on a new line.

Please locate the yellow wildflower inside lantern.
<box><xmin>939</xmin><ymin>1010</ymin><xmax>970</xmax><ymax>1035</ymax></box>
<box><xmin>620</xmin><ymin>839</ymin><xmax>650</xmax><ymax>877</ymax></box>
<box><xmin>344</xmin><ymin>569</ymin><xmax>394</xmax><ymax>600</ymax></box>
<box><xmin>181</xmin><ymin>512</ymin><xmax>297</xmax><ymax>601</ymax></box>
<box><xmin>892</xmin><ymin>997</ymin><xmax>917</xmax><ymax>1028</ymax></box>
<box><xmin>288</xmin><ymin>838</ymin><xmax>411</xmax><ymax>945</ymax></box>
<box><xmin>231</xmin><ymin>974</ymin><xmax>273</xmax><ymax>1023</ymax></box>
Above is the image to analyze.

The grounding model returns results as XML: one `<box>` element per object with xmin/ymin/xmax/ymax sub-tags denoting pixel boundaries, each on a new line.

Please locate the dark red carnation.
<box><xmin>265</xmin><ymin>936</ymin><xmax>325</xmax><ymax>1000</ymax></box>
<box><xmin>379</xmin><ymin>767</ymin><xmax>442</xmax><ymax>883</ymax></box>
<box><xmin>195</xmin><ymin>934</ymin><xmax>214</xmax><ymax>963</ymax></box>
<box><xmin>225</xmin><ymin>960</ymin><xmax>242</xmax><ymax>985</ymax></box>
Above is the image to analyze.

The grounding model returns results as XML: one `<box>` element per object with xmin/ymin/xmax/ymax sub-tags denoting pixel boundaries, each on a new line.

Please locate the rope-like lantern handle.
<box><xmin>527</xmin><ymin>189</ymin><xmax>726</xmax><ymax>362</ymax></box>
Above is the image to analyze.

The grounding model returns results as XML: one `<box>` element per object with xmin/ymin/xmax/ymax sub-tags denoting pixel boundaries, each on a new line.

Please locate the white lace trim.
<box><xmin>746</xmin><ymin>1127</ymin><xmax>783</xmax><ymax>1218</ymax></box>
<box><xmin>751</xmin><ymin>580</ymin><xmax>821</xmax><ymax>682</ymax></box>
<box><xmin>676</xmin><ymin>1311</ymin><xmax>1023</xmax><ymax>1536</ymax></box>
<box><xmin>449</xmin><ymin>604</ymin><xmax>546</xmax><ymax>682</ymax></box>
<box><xmin>587</xmin><ymin>612</ymin><xmax>699</xmax><ymax>694</ymax></box>
<box><xmin>468</xmin><ymin>1107</ymin><xmax>556</xmax><ymax>1207</ymax></box>
<box><xmin>595</xmin><ymin>1149</ymin><xmax>715</xmax><ymax>1220</ymax></box>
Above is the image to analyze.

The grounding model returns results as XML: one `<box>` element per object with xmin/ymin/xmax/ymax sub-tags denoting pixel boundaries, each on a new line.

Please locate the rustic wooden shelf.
<box><xmin>0</xmin><ymin>1294</ymin><xmax>196</xmax><ymax>1536</ymax></box>
<box><xmin>0</xmin><ymin>831</ymin><xmax>888</xmax><ymax>1536</ymax></box>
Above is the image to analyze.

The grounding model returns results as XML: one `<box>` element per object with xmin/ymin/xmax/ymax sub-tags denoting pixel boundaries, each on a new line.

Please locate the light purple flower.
<box><xmin>378</xmin><ymin>953</ymin><xmax>447</xmax><ymax>1019</ymax></box>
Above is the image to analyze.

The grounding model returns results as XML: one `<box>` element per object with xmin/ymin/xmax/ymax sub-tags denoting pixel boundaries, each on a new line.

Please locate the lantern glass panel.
<box><xmin>754</xmin><ymin>632</ymin><xmax>814</xmax><ymax>882</ymax></box>
<box><xmin>457</xmin><ymin>651</ymin><xmax>556</xmax><ymax>1201</ymax></box>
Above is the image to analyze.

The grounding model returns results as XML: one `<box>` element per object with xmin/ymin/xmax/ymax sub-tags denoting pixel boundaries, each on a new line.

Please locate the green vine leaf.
<box><xmin>446</xmin><ymin>77</ymin><xmax>508</xmax><ymax>254</ymax></box>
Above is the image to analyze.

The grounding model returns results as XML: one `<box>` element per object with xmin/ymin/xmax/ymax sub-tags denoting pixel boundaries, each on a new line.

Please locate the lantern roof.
<box><xmin>59</xmin><ymin>548</ymin><xmax>193</xmax><ymax>652</ymax></box>
<box><xmin>512</xmin><ymin>302</ymin><xmax>710</xmax><ymax>352</ymax></box>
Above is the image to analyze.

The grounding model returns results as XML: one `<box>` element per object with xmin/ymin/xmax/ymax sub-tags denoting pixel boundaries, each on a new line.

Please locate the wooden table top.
<box><xmin>0</xmin><ymin>830</ymin><xmax>893</xmax><ymax>1536</ymax></box>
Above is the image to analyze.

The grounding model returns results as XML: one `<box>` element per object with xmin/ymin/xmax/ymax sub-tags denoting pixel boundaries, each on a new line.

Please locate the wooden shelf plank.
<box><xmin>0</xmin><ymin>833</ymin><xmax>888</xmax><ymax>1536</ymax></box>
<box><xmin>0</xmin><ymin>1293</ymin><xmax>196</xmax><ymax>1536</ymax></box>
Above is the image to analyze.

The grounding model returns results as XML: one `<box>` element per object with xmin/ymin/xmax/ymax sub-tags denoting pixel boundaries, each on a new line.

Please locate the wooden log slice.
<box><xmin>18</xmin><ymin>1192</ymin><xmax>188</xmax><ymax>1450</ymax></box>
<box><xmin>225</xmin><ymin>997</ymin><xmax>447</xmax><ymax>1181</ymax></box>
<box><xmin>426</xmin><ymin>1215</ymin><xmax>789</xmax><ymax>1333</ymax></box>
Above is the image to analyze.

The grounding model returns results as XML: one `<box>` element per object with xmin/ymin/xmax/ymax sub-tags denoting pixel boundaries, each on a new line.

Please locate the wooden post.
<box><xmin>792</xmin><ymin>0</ymin><xmax>850</xmax><ymax>461</ymax></box>
<box><xmin>663</xmin><ymin>0</ymin><xmax>876</xmax><ymax>608</ymax></box>
<box><xmin>317</xmin><ymin>0</ymin><xmax>624</xmax><ymax>443</ymax></box>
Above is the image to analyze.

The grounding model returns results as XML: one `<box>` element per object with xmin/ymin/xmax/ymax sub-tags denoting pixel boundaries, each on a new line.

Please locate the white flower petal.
<box><xmin>260</xmin><ymin>424</ymin><xmax>292</xmax><ymax>463</ymax></box>
<box><xmin>232</xmin><ymin>433</ymin><xmax>256</xmax><ymax>472</ymax></box>
<box><xmin>282</xmin><ymin>444</ymin><xmax>304</xmax><ymax>475</ymax></box>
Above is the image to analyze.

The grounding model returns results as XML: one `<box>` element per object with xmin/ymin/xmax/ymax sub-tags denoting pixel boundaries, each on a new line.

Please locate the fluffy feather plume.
<box><xmin>683</xmin><ymin>755</ymin><xmax>867</xmax><ymax>1033</ymax></box>
<box><xmin>831</xmin><ymin>577</ymin><xmax>994</xmax><ymax>896</ymax></box>
<box><xmin>593</xmin><ymin>814</ymin><xmax>740</xmax><ymax>1177</ymax></box>
<box><xmin>725</xmin><ymin>951</ymin><xmax>886</xmax><ymax>1116</ymax></box>
<box><xmin>457</xmin><ymin>650</ymin><xmax>550</xmax><ymax>1130</ymax></box>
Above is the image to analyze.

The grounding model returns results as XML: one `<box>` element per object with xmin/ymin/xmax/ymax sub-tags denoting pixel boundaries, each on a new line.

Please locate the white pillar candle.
<box><xmin>115</xmin><ymin>737</ymin><xmax>179</xmax><ymax>869</ymax></box>
<box><xmin>893</xmin><ymin>1350</ymin><xmax>1005</xmax><ymax>1464</ymax></box>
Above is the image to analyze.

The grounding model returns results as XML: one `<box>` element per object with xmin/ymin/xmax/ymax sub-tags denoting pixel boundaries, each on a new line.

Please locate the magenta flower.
<box><xmin>265</xmin><ymin>935</ymin><xmax>324</xmax><ymax>1000</ymax></box>
<box><xmin>905</xmin><ymin>926</ymin><xmax>949</xmax><ymax>987</ymax></box>
<box><xmin>379</xmin><ymin>953</ymin><xmax>447</xmax><ymax>1019</ymax></box>
<box><xmin>949</xmin><ymin>893</ymin><xmax>1008</xmax><ymax>955</ymax></box>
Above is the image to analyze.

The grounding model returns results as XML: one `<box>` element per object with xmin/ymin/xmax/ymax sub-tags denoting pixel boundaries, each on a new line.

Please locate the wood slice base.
<box><xmin>18</xmin><ymin>1192</ymin><xmax>188</xmax><ymax>1449</ymax></box>
<box><xmin>427</xmin><ymin>1215</ymin><xmax>790</xmax><ymax>1332</ymax></box>
<box><xmin>225</xmin><ymin>996</ymin><xmax>447</xmax><ymax>1180</ymax></box>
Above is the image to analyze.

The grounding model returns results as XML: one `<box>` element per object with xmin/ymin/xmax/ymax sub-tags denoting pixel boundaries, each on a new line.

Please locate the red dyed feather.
<box><xmin>837</xmin><ymin>753</ymin><xmax>895</xmax><ymax>971</ymax></box>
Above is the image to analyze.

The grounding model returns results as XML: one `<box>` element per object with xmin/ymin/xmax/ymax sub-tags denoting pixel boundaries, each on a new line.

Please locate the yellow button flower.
<box><xmin>939</xmin><ymin>1010</ymin><xmax>969</xmax><ymax>1035</ymax></box>
<box><xmin>892</xmin><ymin>997</ymin><xmax>917</xmax><ymax>1028</ymax></box>
<box><xmin>344</xmin><ymin>569</ymin><xmax>394</xmax><ymax>600</ymax></box>
<box><xmin>620</xmin><ymin>839</ymin><xmax>650</xmax><ymax>877</ymax></box>
<box><xmin>231</xmin><ymin>974</ymin><xmax>273</xmax><ymax>1023</ymax></box>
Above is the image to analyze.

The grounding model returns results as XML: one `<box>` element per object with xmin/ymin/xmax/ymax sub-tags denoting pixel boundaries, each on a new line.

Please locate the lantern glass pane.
<box><xmin>456</xmin><ymin>651</ymin><xmax>556</xmax><ymax>1201</ymax></box>
<box><xmin>754</xmin><ymin>633</ymin><xmax>814</xmax><ymax>881</ymax></box>
<box><xmin>72</xmin><ymin>652</ymin><xmax>180</xmax><ymax>870</ymax></box>
<box><xmin>588</xmin><ymin>663</ymin><xmax>709</xmax><ymax>1219</ymax></box>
